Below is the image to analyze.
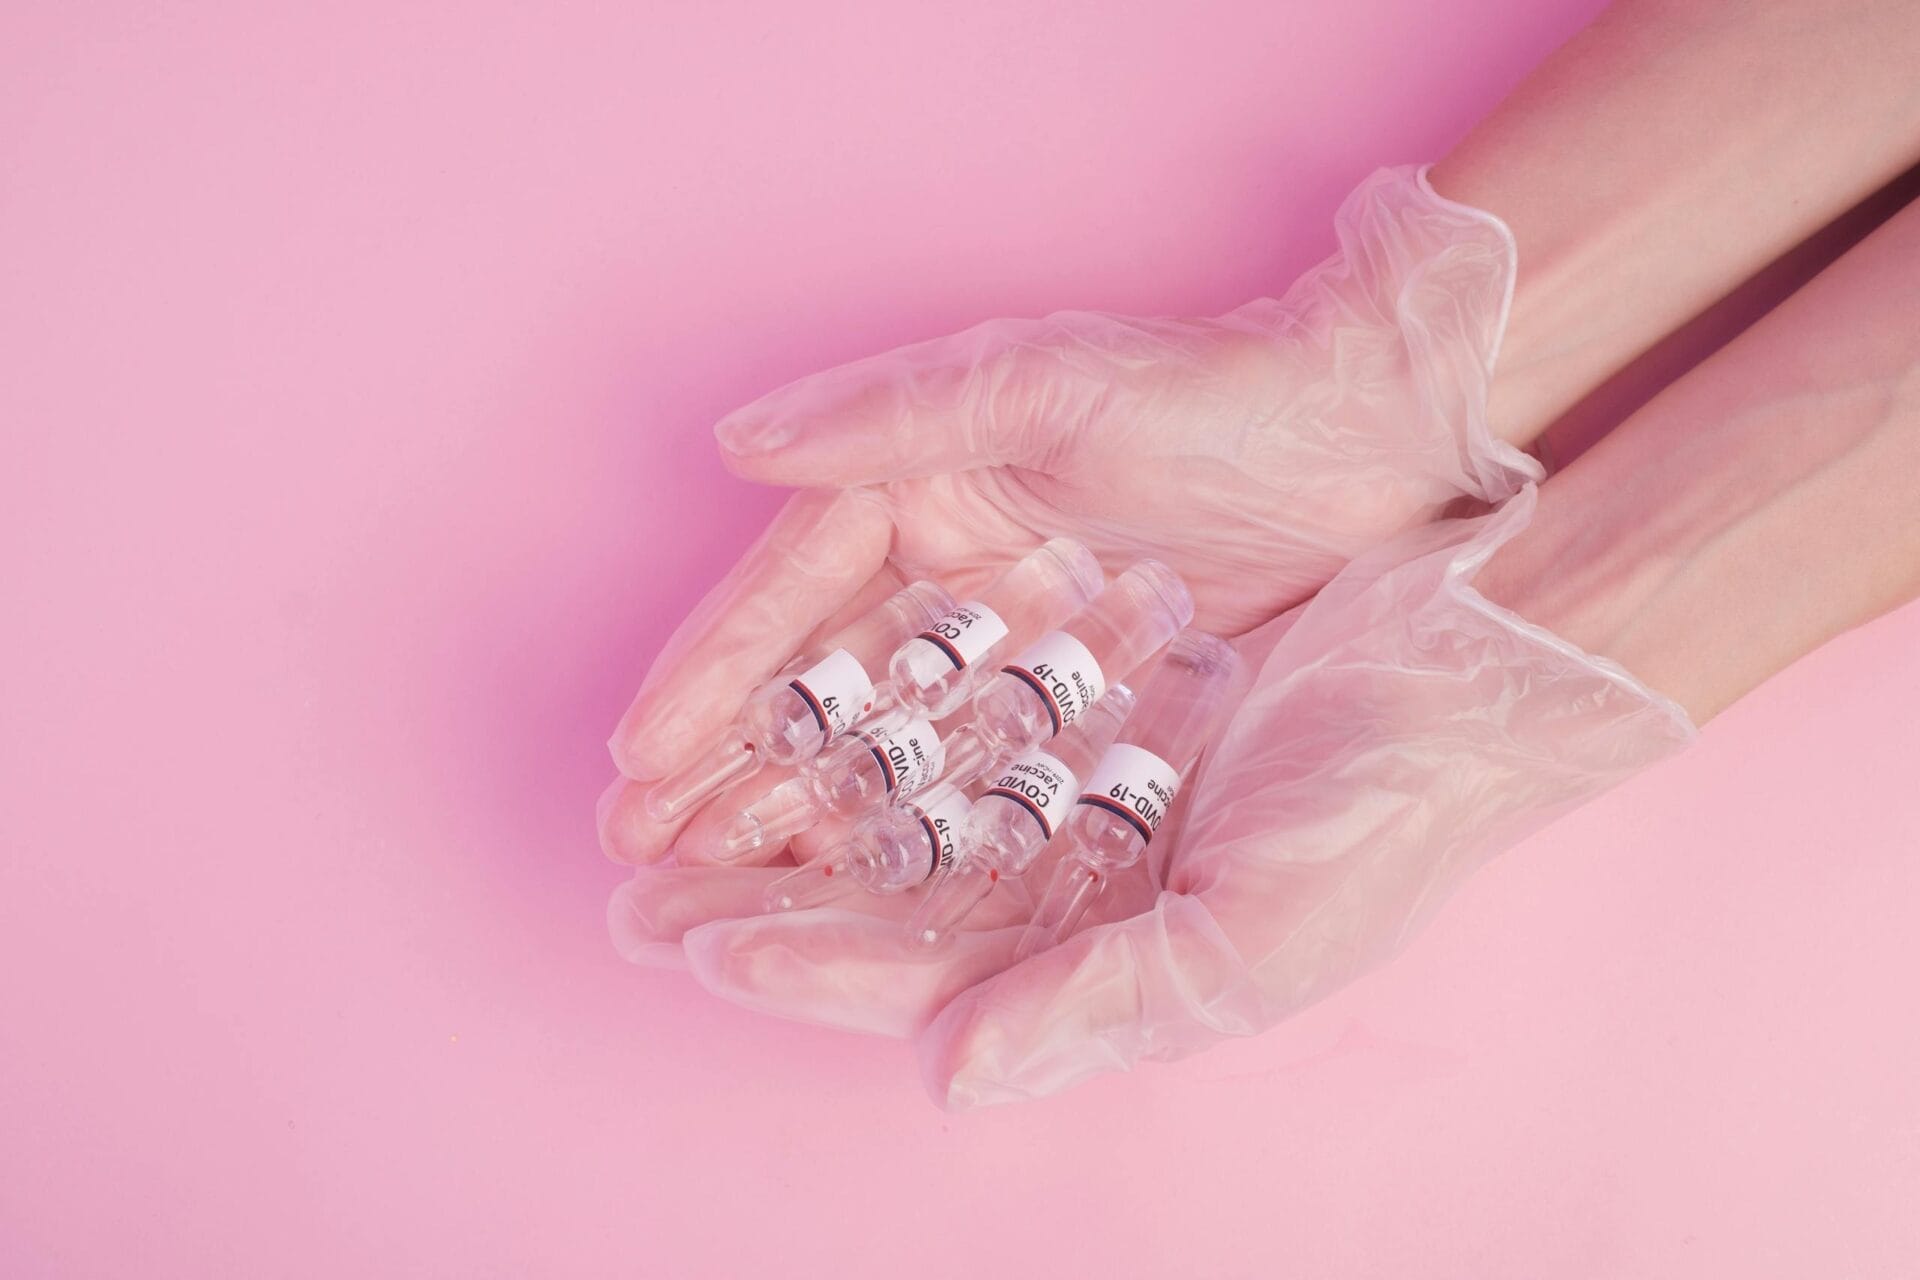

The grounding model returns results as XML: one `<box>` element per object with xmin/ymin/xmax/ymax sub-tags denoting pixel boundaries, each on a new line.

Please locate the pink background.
<box><xmin>4</xmin><ymin>2</ymin><xmax>1917</xmax><ymax>1276</ymax></box>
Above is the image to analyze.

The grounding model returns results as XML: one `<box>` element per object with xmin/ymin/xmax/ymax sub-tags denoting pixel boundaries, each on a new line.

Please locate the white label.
<box><xmin>1077</xmin><ymin>743</ymin><xmax>1180</xmax><ymax>843</ymax></box>
<box><xmin>914</xmin><ymin>600</ymin><xmax>1009</xmax><ymax>671</ymax></box>
<box><xmin>982</xmin><ymin>749</ymin><xmax>1080</xmax><ymax>840</ymax></box>
<box><xmin>1000</xmin><ymin>631</ymin><xmax>1106</xmax><ymax>734</ymax></box>
<box><xmin>915</xmin><ymin>788</ymin><xmax>975</xmax><ymax>879</ymax></box>
<box><xmin>857</xmin><ymin>717</ymin><xmax>945</xmax><ymax>798</ymax></box>
<box><xmin>787</xmin><ymin>648</ymin><xmax>875</xmax><ymax>743</ymax></box>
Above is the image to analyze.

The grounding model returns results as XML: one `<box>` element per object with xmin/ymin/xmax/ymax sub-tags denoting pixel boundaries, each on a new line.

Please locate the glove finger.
<box><xmin>712</xmin><ymin>314</ymin><xmax>1185</xmax><ymax>489</ymax></box>
<box><xmin>920</xmin><ymin>495</ymin><xmax>1696</xmax><ymax>1110</ymax></box>
<box><xmin>608</xmin><ymin>812</ymin><xmax>896</xmax><ymax>963</ymax></box>
<box><xmin>608</xmin><ymin>864</ymin><xmax>791</xmax><ymax>967</ymax></box>
<box><xmin>674</xmin><ymin>840</ymin><xmax>1162</xmax><ymax>1040</ymax></box>
<box><xmin>598</xmin><ymin>751</ymin><xmax>821</xmax><ymax>866</ymax></box>
<box><xmin>683</xmin><ymin>905</ymin><xmax>1032</xmax><ymax>1039</ymax></box>
<box><xmin>609</xmin><ymin>489</ymin><xmax>894</xmax><ymax>781</ymax></box>
<box><xmin>919</xmin><ymin>891</ymin><xmax>1261</xmax><ymax>1109</ymax></box>
<box><xmin>662</xmin><ymin>766</ymin><xmax>859</xmax><ymax>868</ymax></box>
<box><xmin>596</xmin><ymin>775</ymin><xmax>684</xmax><ymax>866</ymax></box>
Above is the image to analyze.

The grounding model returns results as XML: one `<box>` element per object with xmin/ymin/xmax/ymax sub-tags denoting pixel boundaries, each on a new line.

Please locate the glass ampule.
<box><xmin>763</xmin><ymin>781</ymin><xmax>980</xmax><ymax>912</ymax></box>
<box><xmin>1013</xmin><ymin>630</ymin><xmax>1240</xmax><ymax>960</ymax></box>
<box><xmin>888</xmin><ymin>538</ymin><xmax>1104</xmax><ymax>719</ymax></box>
<box><xmin>906</xmin><ymin>683</ymin><xmax>1137</xmax><ymax>948</ymax></box>
<box><xmin>714</xmin><ymin>709</ymin><xmax>995</xmax><ymax>861</ymax></box>
<box><xmin>966</xmin><ymin>560</ymin><xmax>1192</xmax><ymax>761</ymax></box>
<box><xmin>645</xmin><ymin>580</ymin><xmax>954</xmax><ymax>821</ymax></box>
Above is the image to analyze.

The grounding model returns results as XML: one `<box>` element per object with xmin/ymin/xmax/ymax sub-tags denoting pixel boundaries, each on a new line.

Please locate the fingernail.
<box><xmin>608</xmin><ymin>699</ymin><xmax>669</xmax><ymax>780</ymax></box>
<box><xmin>607</xmin><ymin>729</ymin><xmax>647</xmax><ymax>779</ymax></box>
<box><xmin>714</xmin><ymin>409</ymin><xmax>795</xmax><ymax>457</ymax></box>
<box><xmin>596</xmin><ymin>777</ymin><xmax>632</xmax><ymax>864</ymax></box>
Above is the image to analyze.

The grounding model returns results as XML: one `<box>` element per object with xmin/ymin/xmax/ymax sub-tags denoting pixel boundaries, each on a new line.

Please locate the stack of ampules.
<box><xmin>644</xmin><ymin>538</ymin><xmax>1240</xmax><ymax>956</ymax></box>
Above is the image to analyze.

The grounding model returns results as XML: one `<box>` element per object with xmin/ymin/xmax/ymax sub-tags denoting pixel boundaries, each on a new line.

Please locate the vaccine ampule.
<box><xmin>644</xmin><ymin>580</ymin><xmax>954</xmax><ymax>821</ymax></box>
<box><xmin>763</xmin><ymin>781</ymin><xmax>980</xmax><ymax>912</ymax></box>
<box><xmin>888</xmin><ymin>538</ymin><xmax>1105</xmax><ymax>719</ymax></box>
<box><xmin>967</xmin><ymin>560</ymin><xmax>1193</xmax><ymax>761</ymax></box>
<box><xmin>715</xmin><ymin>708</ymin><xmax>996</xmax><ymax>861</ymax></box>
<box><xmin>1012</xmin><ymin>631</ymin><xmax>1240</xmax><ymax>961</ymax></box>
<box><xmin>906</xmin><ymin>683</ymin><xmax>1137</xmax><ymax>948</ymax></box>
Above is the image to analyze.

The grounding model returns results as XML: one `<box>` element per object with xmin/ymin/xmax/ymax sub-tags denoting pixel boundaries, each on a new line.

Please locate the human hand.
<box><xmin>616</xmin><ymin>489</ymin><xmax>1694</xmax><ymax>1105</ymax></box>
<box><xmin>602</xmin><ymin>166</ymin><xmax>1541</xmax><ymax>866</ymax></box>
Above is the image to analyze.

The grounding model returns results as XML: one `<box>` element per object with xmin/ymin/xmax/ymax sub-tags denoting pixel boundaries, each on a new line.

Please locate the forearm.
<box><xmin>1432</xmin><ymin>0</ymin><xmax>1920</xmax><ymax>446</ymax></box>
<box><xmin>1479</xmin><ymin>197</ymin><xmax>1920</xmax><ymax>723</ymax></box>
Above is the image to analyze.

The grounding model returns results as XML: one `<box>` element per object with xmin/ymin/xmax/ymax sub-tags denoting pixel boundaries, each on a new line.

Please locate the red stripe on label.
<box><xmin>1001</xmin><ymin>666</ymin><xmax>1063</xmax><ymax>735</ymax></box>
<box><xmin>1077</xmin><ymin>793</ymin><xmax>1154</xmax><ymax>843</ymax></box>
<box><xmin>787</xmin><ymin>679</ymin><xmax>830</xmax><ymax>739</ymax></box>
<box><xmin>865</xmin><ymin>737</ymin><xmax>898</xmax><ymax>792</ymax></box>
<box><xmin>916</xmin><ymin>631</ymin><xmax>967</xmax><ymax>670</ymax></box>
<box><xmin>984</xmin><ymin>786</ymin><xmax>1053</xmax><ymax>839</ymax></box>
<box><xmin>919</xmin><ymin>815</ymin><xmax>945</xmax><ymax>878</ymax></box>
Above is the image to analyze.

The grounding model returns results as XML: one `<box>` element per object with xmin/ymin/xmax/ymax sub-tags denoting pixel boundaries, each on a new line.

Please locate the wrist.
<box><xmin>1477</xmin><ymin>338</ymin><xmax>1920</xmax><ymax>726</ymax></box>
<box><xmin>1474</xmin><ymin>474</ymin><xmax>1689</xmax><ymax>699</ymax></box>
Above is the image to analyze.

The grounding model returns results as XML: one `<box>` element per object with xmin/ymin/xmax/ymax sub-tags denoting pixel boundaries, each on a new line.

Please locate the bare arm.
<box><xmin>1433</xmin><ymin>0</ymin><xmax>1920</xmax><ymax>445</ymax></box>
<box><xmin>1480</xmin><ymin>194</ymin><xmax>1920</xmax><ymax>722</ymax></box>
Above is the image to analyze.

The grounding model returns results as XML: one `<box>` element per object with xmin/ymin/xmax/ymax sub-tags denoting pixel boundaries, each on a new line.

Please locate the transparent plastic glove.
<box><xmin>920</xmin><ymin>489</ymin><xmax>1695</xmax><ymax>1106</ymax></box>
<box><xmin>660</xmin><ymin>489</ymin><xmax>1695</xmax><ymax>1105</ymax></box>
<box><xmin>604</xmin><ymin>166</ymin><xmax>1543</xmax><ymax>864</ymax></box>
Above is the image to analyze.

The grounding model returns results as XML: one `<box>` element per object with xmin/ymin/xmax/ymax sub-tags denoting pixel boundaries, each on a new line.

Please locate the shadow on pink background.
<box><xmin>3</xmin><ymin>2</ymin><xmax>1916</xmax><ymax>1276</ymax></box>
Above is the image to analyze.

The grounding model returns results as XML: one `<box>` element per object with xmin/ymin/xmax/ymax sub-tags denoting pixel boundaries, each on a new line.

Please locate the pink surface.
<box><xmin>3</xmin><ymin>2</ymin><xmax>1916</xmax><ymax>1276</ymax></box>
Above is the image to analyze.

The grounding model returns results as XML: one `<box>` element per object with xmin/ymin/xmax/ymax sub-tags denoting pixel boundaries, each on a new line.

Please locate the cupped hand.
<box><xmin>604</xmin><ymin>167</ymin><xmax>1540</xmax><ymax>868</ymax></box>
<box><xmin>628</xmin><ymin>491</ymin><xmax>1693</xmax><ymax>1107</ymax></box>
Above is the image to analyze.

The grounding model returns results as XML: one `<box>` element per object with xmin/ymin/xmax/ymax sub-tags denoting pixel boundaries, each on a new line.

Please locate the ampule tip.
<box><xmin>643</xmin><ymin>738</ymin><xmax>758</xmax><ymax>822</ymax></box>
<box><xmin>714</xmin><ymin>811</ymin><xmax>766</xmax><ymax>861</ymax></box>
<box><xmin>1011</xmin><ymin>923</ymin><xmax>1050</xmax><ymax>963</ymax></box>
<box><xmin>904</xmin><ymin>860</ymin><xmax>997</xmax><ymax>948</ymax></box>
<box><xmin>765</xmin><ymin>850</ymin><xmax>852</xmax><ymax>912</ymax></box>
<box><xmin>716</xmin><ymin>777</ymin><xmax>823</xmax><ymax>861</ymax></box>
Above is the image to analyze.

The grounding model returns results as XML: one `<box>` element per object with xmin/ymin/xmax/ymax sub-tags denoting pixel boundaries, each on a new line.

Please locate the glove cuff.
<box><xmin>1196</xmin><ymin>484</ymin><xmax>1695</xmax><ymax>906</ymax></box>
<box><xmin>1233</xmin><ymin>165</ymin><xmax>1546</xmax><ymax>511</ymax></box>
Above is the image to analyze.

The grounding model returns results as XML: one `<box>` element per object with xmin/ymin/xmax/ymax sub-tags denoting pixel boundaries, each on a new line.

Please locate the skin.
<box><xmin>658</xmin><ymin>206</ymin><xmax>1920</xmax><ymax>1090</ymax></box>
<box><xmin>594</xmin><ymin>2</ymin><xmax>1920</xmax><ymax>1109</ymax></box>
<box><xmin>1434</xmin><ymin>0</ymin><xmax>1920</xmax><ymax>445</ymax></box>
<box><xmin>1479</xmin><ymin>194</ymin><xmax>1920</xmax><ymax>722</ymax></box>
<box><xmin>603</xmin><ymin>0</ymin><xmax>1920</xmax><ymax>867</ymax></box>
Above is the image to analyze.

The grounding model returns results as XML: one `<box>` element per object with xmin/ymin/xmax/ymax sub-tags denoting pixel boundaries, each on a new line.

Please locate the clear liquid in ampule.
<box><xmin>888</xmin><ymin>538</ymin><xmax>1104</xmax><ymax>719</ymax></box>
<box><xmin>763</xmin><ymin>782</ymin><xmax>979</xmax><ymax>912</ymax></box>
<box><xmin>716</xmin><ymin>714</ymin><xmax>998</xmax><ymax>862</ymax></box>
<box><xmin>967</xmin><ymin>560</ymin><xmax>1193</xmax><ymax>761</ymax></box>
<box><xmin>1013</xmin><ymin>630</ymin><xmax>1240</xmax><ymax>959</ymax></box>
<box><xmin>759</xmin><ymin>844</ymin><xmax>862</xmax><ymax>913</ymax></box>
<box><xmin>906</xmin><ymin>684</ymin><xmax>1137</xmax><ymax>947</ymax></box>
<box><xmin>644</xmin><ymin>579</ymin><xmax>954</xmax><ymax>822</ymax></box>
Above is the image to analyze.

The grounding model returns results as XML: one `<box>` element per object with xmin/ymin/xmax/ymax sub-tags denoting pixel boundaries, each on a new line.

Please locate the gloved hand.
<box><xmin>601</xmin><ymin>166</ymin><xmax>1542</xmax><ymax>867</ymax></box>
<box><xmin>610</xmin><ymin>488</ymin><xmax>1695</xmax><ymax>1106</ymax></box>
